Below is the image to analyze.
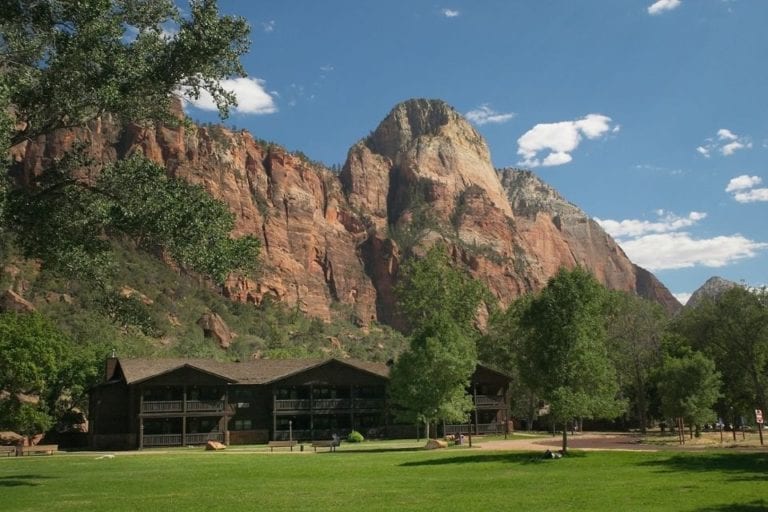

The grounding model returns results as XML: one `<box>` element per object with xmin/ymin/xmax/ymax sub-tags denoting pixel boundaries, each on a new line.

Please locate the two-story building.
<box><xmin>89</xmin><ymin>357</ymin><xmax>511</xmax><ymax>450</ymax></box>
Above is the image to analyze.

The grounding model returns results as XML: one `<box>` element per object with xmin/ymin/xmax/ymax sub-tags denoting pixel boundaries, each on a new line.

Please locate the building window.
<box><xmin>232</xmin><ymin>419</ymin><xmax>253</xmax><ymax>431</ymax></box>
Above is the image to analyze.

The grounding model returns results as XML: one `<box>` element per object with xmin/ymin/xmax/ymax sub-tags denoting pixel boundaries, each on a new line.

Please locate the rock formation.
<box><xmin>686</xmin><ymin>276</ymin><xmax>740</xmax><ymax>309</ymax></box>
<box><xmin>10</xmin><ymin>98</ymin><xmax>680</xmax><ymax>327</ymax></box>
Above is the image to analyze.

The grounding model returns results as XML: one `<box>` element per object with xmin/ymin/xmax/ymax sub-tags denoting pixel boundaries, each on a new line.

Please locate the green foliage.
<box><xmin>1</xmin><ymin>0</ymin><xmax>249</xmax><ymax>145</ymax></box>
<box><xmin>1</xmin><ymin>0</ymin><xmax>258</xmax><ymax>283</ymax></box>
<box><xmin>0</xmin><ymin>313</ymin><xmax>69</xmax><ymax>436</ymax></box>
<box><xmin>671</xmin><ymin>286</ymin><xmax>768</xmax><ymax>415</ymax></box>
<box><xmin>5</xmin><ymin>153</ymin><xmax>260</xmax><ymax>284</ymax></box>
<box><xmin>604</xmin><ymin>291</ymin><xmax>667</xmax><ymax>432</ymax></box>
<box><xmin>346</xmin><ymin>430</ymin><xmax>365</xmax><ymax>443</ymax></box>
<box><xmin>389</xmin><ymin>317</ymin><xmax>476</xmax><ymax>432</ymax></box>
<box><xmin>517</xmin><ymin>267</ymin><xmax>625</xmax><ymax>449</ymax></box>
<box><xmin>395</xmin><ymin>245</ymin><xmax>488</xmax><ymax>335</ymax></box>
<box><xmin>655</xmin><ymin>347</ymin><xmax>721</xmax><ymax>426</ymax></box>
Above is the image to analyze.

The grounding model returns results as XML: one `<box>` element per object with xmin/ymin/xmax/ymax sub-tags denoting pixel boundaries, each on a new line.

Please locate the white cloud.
<box><xmin>733</xmin><ymin>188</ymin><xmax>768</xmax><ymax>203</ymax></box>
<box><xmin>725</xmin><ymin>175</ymin><xmax>762</xmax><ymax>193</ymax></box>
<box><xmin>697</xmin><ymin>128</ymin><xmax>752</xmax><ymax>157</ymax></box>
<box><xmin>320</xmin><ymin>65</ymin><xmax>335</xmax><ymax>73</ymax></box>
<box><xmin>725</xmin><ymin>175</ymin><xmax>768</xmax><ymax>203</ymax></box>
<box><xmin>262</xmin><ymin>20</ymin><xmax>275</xmax><ymax>33</ymax></box>
<box><xmin>442</xmin><ymin>8</ymin><xmax>460</xmax><ymax>17</ymax></box>
<box><xmin>673</xmin><ymin>292</ymin><xmax>692</xmax><ymax>305</ymax></box>
<box><xmin>465</xmin><ymin>104</ymin><xmax>515</xmax><ymax>126</ymax></box>
<box><xmin>722</xmin><ymin>140</ymin><xmax>751</xmax><ymax>156</ymax></box>
<box><xmin>595</xmin><ymin>211</ymin><xmax>707</xmax><ymax>238</ymax></box>
<box><xmin>648</xmin><ymin>0</ymin><xmax>682</xmax><ymax>15</ymax></box>
<box><xmin>620</xmin><ymin>232</ymin><xmax>767</xmax><ymax>270</ymax></box>
<box><xmin>181</xmin><ymin>77</ymin><xmax>277</xmax><ymax>115</ymax></box>
<box><xmin>717</xmin><ymin>128</ymin><xmax>738</xmax><ymax>141</ymax></box>
<box><xmin>517</xmin><ymin>114</ymin><xmax>617</xmax><ymax>167</ymax></box>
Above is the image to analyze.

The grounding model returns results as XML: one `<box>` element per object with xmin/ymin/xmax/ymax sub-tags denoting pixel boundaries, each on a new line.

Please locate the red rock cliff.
<box><xmin>11</xmin><ymin>98</ymin><xmax>681</xmax><ymax>324</ymax></box>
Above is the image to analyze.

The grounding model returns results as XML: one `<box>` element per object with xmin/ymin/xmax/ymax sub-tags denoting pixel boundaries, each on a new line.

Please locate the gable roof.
<box><xmin>114</xmin><ymin>357</ymin><xmax>390</xmax><ymax>385</ymax></box>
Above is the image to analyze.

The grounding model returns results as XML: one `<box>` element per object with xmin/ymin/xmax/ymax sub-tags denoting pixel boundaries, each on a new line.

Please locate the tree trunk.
<box><xmin>561</xmin><ymin>424</ymin><xmax>568</xmax><ymax>454</ymax></box>
<box><xmin>424</xmin><ymin>421</ymin><xmax>430</xmax><ymax>441</ymax></box>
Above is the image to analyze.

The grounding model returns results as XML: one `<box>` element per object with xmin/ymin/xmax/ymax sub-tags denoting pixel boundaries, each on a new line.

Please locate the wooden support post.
<box><xmin>350</xmin><ymin>385</ymin><xmax>355</xmax><ymax>432</ymax></box>
<box><xmin>182</xmin><ymin>385</ymin><xmax>187</xmax><ymax>446</ymax></box>
<box><xmin>473</xmin><ymin>383</ymin><xmax>479</xmax><ymax>435</ymax></box>
<box><xmin>272</xmin><ymin>387</ymin><xmax>277</xmax><ymax>441</ymax></box>
<box><xmin>759</xmin><ymin>423</ymin><xmax>765</xmax><ymax>446</ymax></box>
<box><xmin>309</xmin><ymin>384</ymin><xmax>314</xmax><ymax>440</ymax></box>
<box><xmin>139</xmin><ymin>417</ymin><xmax>144</xmax><ymax>450</ymax></box>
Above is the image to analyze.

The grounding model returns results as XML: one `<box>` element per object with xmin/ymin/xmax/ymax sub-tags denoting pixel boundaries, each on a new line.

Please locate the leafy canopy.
<box><xmin>1</xmin><ymin>0</ymin><xmax>259</xmax><ymax>282</ymax></box>
<box><xmin>390</xmin><ymin>246</ymin><xmax>483</xmax><ymax>434</ymax></box>
<box><xmin>518</xmin><ymin>267</ymin><xmax>625</xmax><ymax>449</ymax></box>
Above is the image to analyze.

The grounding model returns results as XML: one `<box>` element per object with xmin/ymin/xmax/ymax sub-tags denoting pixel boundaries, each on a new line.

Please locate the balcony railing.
<box><xmin>186</xmin><ymin>400</ymin><xmax>225</xmax><ymax>412</ymax></box>
<box><xmin>273</xmin><ymin>398</ymin><xmax>385</xmax><ymax>411</ymax></box>
<box><xmin>312</xmin><ymin>398</ymin><xmax>351</xmax><ymax>410</ymax></box>
<box><xmin>274</xmin><ymin>399</ymin><xmax>311</xmax><ymax>411</ymax></box>
<box><xmin>141</xmin><ymin>400</ymin><xmax>226</xmax><ymax>413</ymax></box>
<box><xmin>474</xmin><ymin>395</ymin><xmax>506</xmax><ymax>409</ymax></box>
<box><xmin>142</xmin><ymin>400</ymin><xmax>183</xmax><ymax>413</ymax></box>
<box><xmin>142</xmin><ymin>432</ymin><xmax>223</xmax><ymax>447</ymax></box>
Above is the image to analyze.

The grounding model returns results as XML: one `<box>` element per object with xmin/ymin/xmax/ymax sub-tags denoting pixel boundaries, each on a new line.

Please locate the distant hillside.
<box><xmin>686</xmin><ymin>276</ymin><xmax>740</xmax><ymax>309</ymax></box>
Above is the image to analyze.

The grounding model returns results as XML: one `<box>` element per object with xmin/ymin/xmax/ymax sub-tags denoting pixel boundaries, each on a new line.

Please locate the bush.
<box><xmin>347</xmin><ymin>430</ymin><xmax>364</xmax><ymax>443</ymax></box>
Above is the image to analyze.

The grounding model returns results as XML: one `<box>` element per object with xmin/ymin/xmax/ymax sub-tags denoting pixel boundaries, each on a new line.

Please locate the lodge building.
<box><xmin>89</xmin><ymin>357</ymin><xmax>511</xmax><ymax>450</ymax></box>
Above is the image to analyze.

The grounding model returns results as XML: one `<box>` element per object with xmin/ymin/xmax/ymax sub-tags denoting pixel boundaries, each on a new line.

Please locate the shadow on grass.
<box><xmin>696</xmin><ymin>500</ymin><xmax>768</xmax><ymax>511</ymax></box>
<box><xmin>335</xmin><ymin>447</ymin><xmax>425</xmax><ymax>454</ymax></box>
<box><xmin>400</xmin><ymin>451</ymin><xmax>586</xmax><ymax>467</ymax></box>
<box><xmin>0</xmin><ymin>474</ymin><xmax>54</xmax><ymax>487</ymax></box>
<box><xmin>639</xmin><ymin>452</ymin><xmax>768</xmax><ymax>482</ymax></box>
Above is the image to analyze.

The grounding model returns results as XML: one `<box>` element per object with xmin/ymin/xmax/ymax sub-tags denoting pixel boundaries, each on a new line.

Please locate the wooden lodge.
<box><xmin>89</xmin><ymin>357</ymin><xmax>511</xmax><ymax>450</ymax></box>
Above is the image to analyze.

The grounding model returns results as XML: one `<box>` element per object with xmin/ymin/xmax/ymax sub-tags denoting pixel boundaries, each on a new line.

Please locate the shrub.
<box><xmin>347</xmin><ymin>430</ymin><xmax>364</xmax><ymax>443</ymax></box>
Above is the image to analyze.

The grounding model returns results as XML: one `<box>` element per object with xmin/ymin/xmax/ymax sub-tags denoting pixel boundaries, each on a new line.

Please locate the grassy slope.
<box><xmin>1</xmin><ymin>448</ymin><xmax>766</xmax><ymax>511</ymax></box>
<box><xmin>2</xmin><ymin>239</ymin><xmax>406</xmax><ymax>363</ymax></box>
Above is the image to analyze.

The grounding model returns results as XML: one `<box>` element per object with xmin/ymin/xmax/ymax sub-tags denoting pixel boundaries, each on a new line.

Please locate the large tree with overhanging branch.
<box><xmin>1</xmin><ymin>0</ymin><xmax>260</xmax><ymax>283</ymax></box>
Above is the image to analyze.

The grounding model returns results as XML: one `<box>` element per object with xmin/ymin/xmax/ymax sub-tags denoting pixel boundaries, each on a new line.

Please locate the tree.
<box><xmin>395</xmin><ymin>245</ymin><xmax>488</xmax><ymax>335</ymax></box>
<box><xmin>1</xmin><ymin>0</ymin><xmax>259</xmax><ymax>282</ymax></box>
<box><xmin>389</xmin><ymin>316</ymin><xmax>476</xmax><ymax>439</ymax></box>
<box><xmin>655</xmin><ymin>347</ymin><xmax>721</xmax><ymax>436</ymax></box>
<box><xmin>518</xmin><ymin>267</ymin><xmax>625</xmax><ymax>453</ymax></box>
<box><xmin>479</xmin><ymin>294</ymin><xmax>540</xmax><ymax>430</ymax></box>
<box><xmin>672</xmin><ymin>287</ymin><xmax>768</xmax><ymax>417</ymax></box>
<box><xmin>604</xmin><ymin>291</ymin><xmax>667</xmax><ymax>433</ymax></box>
<box><xmin>390</xmin><ymin>245</ymin><xmax>483</xmax><ymax>439</ymax></box>
<box><xmin>0</xmin><ymin>313</ymin><xmax>70</xmax><ymax>440</ymax></box>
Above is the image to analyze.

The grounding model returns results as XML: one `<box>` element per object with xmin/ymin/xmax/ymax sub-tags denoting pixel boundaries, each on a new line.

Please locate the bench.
<box><xmin>21</xmin><ymin>444</ymin><xmax>58</xmax><ymax>456</ymax></box>
<box><xmin>267</xmin><ymin>440</ymin><xmax>298</xmax><ymax>452</ymax></box>
<box><xmin>312</xmin><ymin>438</ymin><xmax>342</xmax><ymax>452</ymax></box>
<box><xmin>1</xmin><ymin>446</ymin><xmax>16</xmax><ymax>457</ymax></box>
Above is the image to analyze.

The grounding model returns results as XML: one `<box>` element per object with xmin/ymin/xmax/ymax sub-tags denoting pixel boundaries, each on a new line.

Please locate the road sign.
<box><xmin>756</xmin><ymin>409</ymin><xmax>764</xmax><ymax>424</ymax></box>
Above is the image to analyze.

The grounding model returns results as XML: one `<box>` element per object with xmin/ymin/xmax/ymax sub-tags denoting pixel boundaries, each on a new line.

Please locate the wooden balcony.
<box><xmin>273</xmin><ymin>398</ymin><xmax>384</xmax><ymax>412</ymax></box>
<box><xmin>141</xmin><ymin>400</ymin><xmax>226</xmax><ymax>414</ymax></box>
<box><xmin>474</xmin><ymin>395</ymin><xmax>506</xmax><ymax>409</ymax></box>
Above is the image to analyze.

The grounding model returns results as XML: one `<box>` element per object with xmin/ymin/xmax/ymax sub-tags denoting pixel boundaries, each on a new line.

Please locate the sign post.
<box><xmin>756</xmin><ymin>410</ymin><xmax>764</xmax><ymax>446</ymax></box>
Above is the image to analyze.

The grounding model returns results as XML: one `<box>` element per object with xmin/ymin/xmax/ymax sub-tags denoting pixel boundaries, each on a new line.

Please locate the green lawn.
<box><xmin>1</xmin><ymin>446</ymin><xmax>766</xmax><ymax>511</ymax></box>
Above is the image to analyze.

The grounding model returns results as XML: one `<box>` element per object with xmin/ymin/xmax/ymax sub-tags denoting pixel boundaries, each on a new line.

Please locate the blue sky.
<box><xmin>183</xmin><ymin>0</ymin><xmax>768</xmax><ymax>303</ymax></box>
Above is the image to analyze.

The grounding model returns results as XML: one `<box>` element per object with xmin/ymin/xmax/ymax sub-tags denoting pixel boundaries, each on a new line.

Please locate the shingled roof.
<box><xmin>115</xmin><ymin>357</ymin><xmax>390</xmax><ymax>385</ymax></box>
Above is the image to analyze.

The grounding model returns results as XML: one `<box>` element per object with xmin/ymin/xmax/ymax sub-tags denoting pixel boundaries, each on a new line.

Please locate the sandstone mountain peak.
<box><xmin>686</xmin><ymin>276</ymin><xmax>739</xmax><ymax>308</ymax></box>
<box><xmin>344</xmin><ymin>98</ymin><xmax>512</xmax><ymax>223</ymax></box>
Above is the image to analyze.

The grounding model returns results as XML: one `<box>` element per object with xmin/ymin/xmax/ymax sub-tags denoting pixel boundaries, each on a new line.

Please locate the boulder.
<box><xmin>0</xmin><ymin>289</ymin><xmax>35</xmax><ymax>313</ymax></box>
<box><xmin>205</xmin><ymin>440</ymin><xmax>226</xmax><ymax>451</ymax></box>
<box><xmin>425</xmin><ymin>439</ymin><xmax>448</xmax><ymax>450</ymax></box>
<box><xmin>197</xmin><ymin>312</ymin><xmax>236</xmax><ymax>349</ymax></box>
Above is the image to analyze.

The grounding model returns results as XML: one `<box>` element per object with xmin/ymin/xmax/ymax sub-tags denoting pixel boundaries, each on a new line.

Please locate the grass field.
<box><xmin>1</xmin><ymin>443</ymin><xmax>766</xmax><ymax>511</ymax></box>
